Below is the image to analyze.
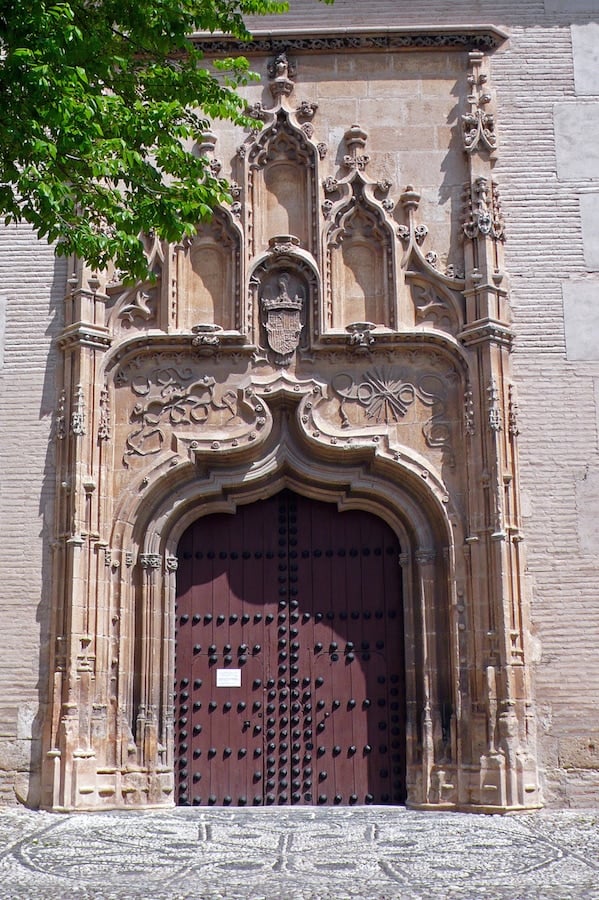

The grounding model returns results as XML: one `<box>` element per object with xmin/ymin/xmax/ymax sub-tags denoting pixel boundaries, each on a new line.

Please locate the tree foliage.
<box><xmin>0</xmin><ymin>0</ymin><xmax>304</xmax><ymax>280</ymax></box>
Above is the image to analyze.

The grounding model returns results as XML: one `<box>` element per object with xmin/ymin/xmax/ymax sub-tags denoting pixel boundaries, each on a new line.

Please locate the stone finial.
<box><xmin>462</xmin><ymin>51</ymin><xmax>497</xmax><ymax>155</ymax></box>
<box><xmin>267</xmin><ymin>51</ymin><xmax>296</xmax><ymax>99</ymax></box>
<box><xmin>343</xmin><ymin>124</ymin><xmax>370</xmax><ymax>171</ymax></box>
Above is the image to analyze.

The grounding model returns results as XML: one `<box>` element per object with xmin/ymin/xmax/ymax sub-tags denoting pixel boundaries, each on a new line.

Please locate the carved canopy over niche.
<box><xmin>101</xmin><ymin>50</ymin><xmax>469</xmax><ymax>358</ymax></box>
<box><xmin>238</xmin><ymin>52</ymin><xmax>323</xmax><ymax>262</ymax></box>
<box><xmin>250</xmin><ymin>113</ymin><xmax>315</xmax><ymax>255</ymax></box>
<box><xmin>322</xmin><ymin>124</ymin><xmax>399</xmax><ymax>332</ymax></box>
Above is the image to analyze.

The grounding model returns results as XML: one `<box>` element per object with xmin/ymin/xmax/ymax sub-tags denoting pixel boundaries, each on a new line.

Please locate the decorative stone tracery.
<box><xmin>43</xmin><ymin>37</ymin><xmax>541</xmax><ymax>814</ymax></box>
<box><xmin>324</xmin><ymin>129</ymin><xmax>398</xmax><ymax>331</ymax></box>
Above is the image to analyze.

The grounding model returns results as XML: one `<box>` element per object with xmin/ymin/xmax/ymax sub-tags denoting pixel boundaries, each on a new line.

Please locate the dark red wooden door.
<box><xmin>175</xmin><ymin>490</ymin><xmax>405</xmax><ymax>807</ymax></box>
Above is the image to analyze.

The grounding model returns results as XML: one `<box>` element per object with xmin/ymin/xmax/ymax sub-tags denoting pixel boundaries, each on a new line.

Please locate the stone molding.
<box><xmin>189</xmin><ymin>25</ymin><xmax>508</xmax><ymax>55</ymax></box>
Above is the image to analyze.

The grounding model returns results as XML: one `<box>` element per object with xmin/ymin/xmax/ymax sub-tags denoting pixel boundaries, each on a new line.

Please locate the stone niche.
<box><xmin>329</xmin><ymin>201</ymin><xmax>393</xmax><ymax>329</ymax></box>
<box><xmin>177</xmin><ymin>210</ymin><xmax>242</xmax><ymax>333</ymax></box>
<box><xmin>259</xmin><ymin>127</ymin><xmax>310</xmax><ymax>250</ymax></box>
<box><xmin>244</xmin><ymin>95</ymin><xmax>320</xmax><ymax>259</ymax></box>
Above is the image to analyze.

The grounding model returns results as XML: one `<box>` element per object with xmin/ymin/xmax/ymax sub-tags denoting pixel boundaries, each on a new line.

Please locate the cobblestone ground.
<box><xmin>0</xmin><ymin>807</ymin><xmax>598</xmax><ymax>899</ymax></box>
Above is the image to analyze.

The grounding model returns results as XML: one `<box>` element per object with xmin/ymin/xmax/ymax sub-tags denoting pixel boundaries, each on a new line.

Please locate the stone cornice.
<box><xmin>57</xmin><ymin>324</ymin><xmax>112</xmax><ymax>352</ymax></box>
<box><xmin>190</xmin><ymin>25</ymin><xmax>509</xmax><ymax>56</ymax></box>
<box><xmin>459</xmin><ymin>319</ymin><xmax>514</xmax><ymax>348</ymax></box>
<box><xmin>102</xmin><ymin>331</ymin><xmax>255</xmax><ymax>372</ymax></box>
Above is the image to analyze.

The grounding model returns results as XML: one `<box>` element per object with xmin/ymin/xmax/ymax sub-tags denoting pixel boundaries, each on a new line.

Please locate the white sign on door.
<box><xmin>216</xmin><ymin>668</ymin><xmax>242</xmax><ymax>688</ymax></box>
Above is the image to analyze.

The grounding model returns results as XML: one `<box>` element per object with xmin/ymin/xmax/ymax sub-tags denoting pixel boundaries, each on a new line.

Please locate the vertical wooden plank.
<box><xmin>293</xmin><ymin>492</ymin><xmax>316</xmax><ymax>805</ymax></box>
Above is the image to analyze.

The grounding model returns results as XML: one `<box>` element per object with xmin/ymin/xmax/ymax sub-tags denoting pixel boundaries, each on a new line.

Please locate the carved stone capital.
<box><xmin>415</xmin><ymin>548</ymin><xmax>437</xmax><ymax>565</ymax></box>
<box><xmin>57</xmin><ymin>324</ymin><xmax>112</xmax><ymax>352</ymax></box>
<box><xmin>345</xmin><ymin>322</ymin><xmax>376</xmax><ymax>349</ymax></box>
<box><xmin>192</xmin><ymin>324</ymin><xmax>222</xmax><ymax>350</ymax></box>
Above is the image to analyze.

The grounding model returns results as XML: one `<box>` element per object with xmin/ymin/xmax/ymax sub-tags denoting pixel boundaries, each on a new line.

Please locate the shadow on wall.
<box><xmin>26</xmin><ymin>251</ymin><xmax>67</xmax><ymax>808</ymax></box>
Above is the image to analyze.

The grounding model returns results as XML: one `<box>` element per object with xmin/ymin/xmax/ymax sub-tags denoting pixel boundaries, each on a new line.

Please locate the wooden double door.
<box><xmin>175</xmin><ymin>490</ymin><xmax>405</xmax><ymax>806</ymax></box>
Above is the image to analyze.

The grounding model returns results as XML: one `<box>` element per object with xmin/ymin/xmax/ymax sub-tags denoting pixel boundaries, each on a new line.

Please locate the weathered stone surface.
<box><xmin>576</xmin><ymin>470</ymin><xmax>599</xmax><ymax>555</ymax></box>
<box><xmin>545</xmin><ymin>0</ymin><xmax>599</xmax><ymax>12</ymax></box>
<box><xmin>572</xmin><ymin>23</ymin><xmax>599</xmax><ymax>94</ymax></box>
<box><xmin>580</xmin><ymin>193</ymin><xmax>599</xmax><ymax>270</ymax></box>
<box><xmin>554</xmin><ymin>103</ymin><xmax>599</xmax><ymax>181</ymax></box>
<box><xmin>562</xmin><ymin>279</ymin><xmax>599</xmax><ymax>360</ymax></box>
<box><xmin>560</xmin><ymin>736</ymin><xmax>599</xmax><ymax>770</ymax></box>
<box><xmin>0</xmin><ymin>297</ymin><xmax>6</xmax><ymax>372</ymax></box>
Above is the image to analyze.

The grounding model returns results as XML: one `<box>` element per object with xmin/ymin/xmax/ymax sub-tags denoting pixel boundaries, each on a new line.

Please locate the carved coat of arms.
<box><xmin>261</xmin><ymin>273</ymin><xmax>304</xmax><ymax>364</ymax></box>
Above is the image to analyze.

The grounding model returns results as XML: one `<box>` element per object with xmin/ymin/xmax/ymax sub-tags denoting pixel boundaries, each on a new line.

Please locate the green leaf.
<box><xmin>0</xmin><ymin>0</ymin><xmax>334</xmax><ymax>282</ymax></box>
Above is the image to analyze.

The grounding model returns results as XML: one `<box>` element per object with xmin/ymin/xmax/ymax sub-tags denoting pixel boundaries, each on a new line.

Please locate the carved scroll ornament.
<box><xmin>116</xmin><ymin>359</ymin><xmax>258</xmax><ymax>465</ymax></box>
<box><xmin>324</xmin><ymin>366</ymin><xmax>457</xmax><ymax>462</ymax></box>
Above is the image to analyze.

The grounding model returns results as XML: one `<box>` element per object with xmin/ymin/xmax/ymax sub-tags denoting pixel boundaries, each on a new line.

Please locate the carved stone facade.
<box><xmin>37</xmin><ymin>30</ymin><xmax>548</xmax><ymax>813</ymax></box>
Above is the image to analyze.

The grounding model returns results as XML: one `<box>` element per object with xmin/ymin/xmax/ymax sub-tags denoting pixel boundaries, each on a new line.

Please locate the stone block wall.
<box><xmin>492</xmin><ymin>11</ymin><xmax>599</xmax><ymax>807</ymax></box>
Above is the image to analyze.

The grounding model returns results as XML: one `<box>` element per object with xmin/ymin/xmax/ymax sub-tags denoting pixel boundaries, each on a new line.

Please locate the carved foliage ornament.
<box><xmin>462</xmin><ymin>51</ymin><xmax>497</xmax><ymax>155</ymax></box>
<box><xmin>192</xmin><ymin>32</ymin><xmax>506</xmax><ymax>57</ymax></box>
<box><xmin>487</xmin><ymin>378</ymin><xmax>502</xmax><ymax>432</ymax></box>
<box><xmin>412</xmin><ymin>283</ymin><xmax>459</xmax><ymax>334</ymax></box>
<box><xmin>98</xmin><ymin>387</ymin><xmax>111</xmax><ymax>441</ymax></box>
<box><xmin>71</xmin><ymin>384</ymin><xmax>85</xmax><ymax>437</ymax></box>
<box><xmin>119</xmin><ymin>362</ymin><xmax>242</xmax><ymax>465</ymax></box>
<box><xmin>329</xmin><ymin>366</ymin><xmax>456</xmax><ymax>462</ymax></box>
<box><xmin>333</xmin><ymin>368</ymin><xmax>418</xmax><ymax>426</ymax></box>
<box><xmin>398</xmin><ymin>186</ymin><xmax>464</xmax><ymax>282</ymax></box>
<box><xmin>508</xmin><ymin>384</ymin><xmax>519</xmax><ymax>437</ymax></box>
<box><xmin>140</xmin><ymin>553</ymin><xmax>161</xmax><ymax>569</ymax></box>
<box><xmin>192</xmin><ymin>324</ymin><xmax>222</xmax><ymax>350</ymax></box>
<box><xmin>55</xmin><ymin>389</ymin><xmax>67</xmax><ymax>441</ymax></box>
<box><xmin>462</xmin><ymin>177</ymin><xmax>505</xmax><ymax>242</ymax></box>
<box><xmin>118</xmin><ymin>289</ymin><xmax>155</xmax><ymax>325</ymax></box>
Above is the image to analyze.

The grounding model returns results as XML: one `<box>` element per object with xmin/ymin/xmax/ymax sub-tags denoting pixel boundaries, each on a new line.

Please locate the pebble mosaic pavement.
<box><xmin>0</xmin><ymin>807</ymin><xmax>598</xmax><ymax>899</ymax></box>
